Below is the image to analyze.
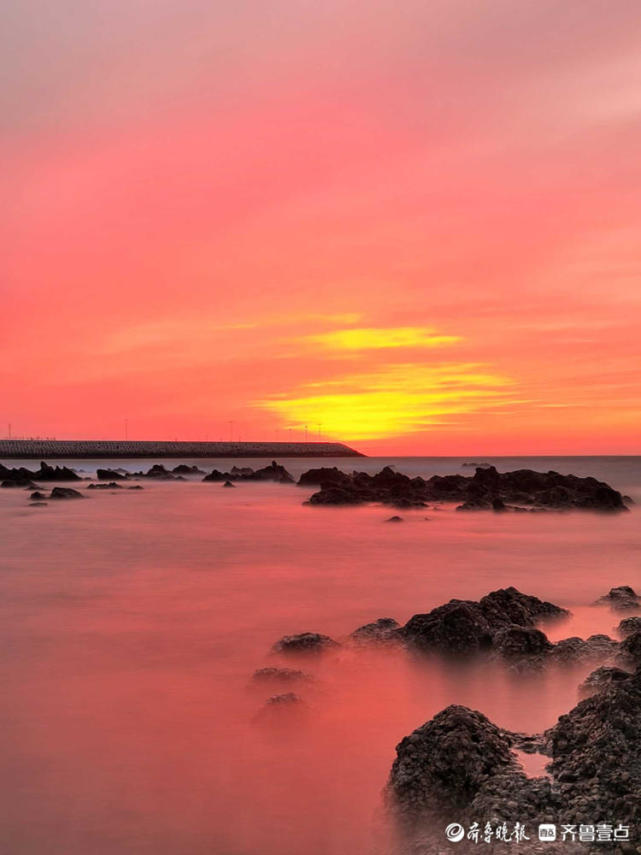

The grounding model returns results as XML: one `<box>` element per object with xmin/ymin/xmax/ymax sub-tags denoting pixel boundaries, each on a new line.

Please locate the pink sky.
<box><xmin>2</xmin><ymin>0</ymin><xmax>641</xmax><ymax>454</ymax></box>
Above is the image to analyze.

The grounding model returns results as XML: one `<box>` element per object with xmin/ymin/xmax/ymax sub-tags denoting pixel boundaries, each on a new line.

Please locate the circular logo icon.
<box><xmin>445</xmin><ymin>823</ymin><xmax>466</xmax><ymax>843</ymax></box>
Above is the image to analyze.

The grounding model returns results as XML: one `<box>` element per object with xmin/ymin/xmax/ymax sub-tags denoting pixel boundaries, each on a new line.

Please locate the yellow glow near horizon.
<box><xmin>259</xmin><ymin>363</ymin><xmax>514</xmax><ymax>440</ymax></box>
<box><xmin>299</xmin><ymin>326</ymin><xmax>461</xmax><ymax>351</ymax></box>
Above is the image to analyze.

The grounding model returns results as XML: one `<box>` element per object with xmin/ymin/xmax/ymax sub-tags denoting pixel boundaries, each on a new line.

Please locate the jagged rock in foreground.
<box><xmin>399</xmin><ymin>587</ymin><xmax>568</xmax><ymax>656</ymax></box>
<box><xmin>304</xmin><ymin>464</ymin><xmax>627</xmax><ymax>511</ymax></box>
<box><xmin>579</xmin><ymin>665</ymin><xmax>631</xmax><ymax>697</ymax></box>
<box><xmin>388</xmin><ymin>670</ymin><xmax>641</xmax><ymax>852</ymax></box>
<box><xmin>272</xmin><ymin>631</ymin><xmax>340</xmax><ymax>656</ymax></box>
<box><xmin>618</xmin><ymin>616</ymin><xmax>641</xmax><ymax>637</ymax></box>
<box><xmin>595</xmin><ymin>586</ymin><xmax>641</xmax><ymax>611</ymax></box>
<box><xmin>203</xmin><ymin>460</ymin><xmax>294</xmax><ymax>484</ymax></box>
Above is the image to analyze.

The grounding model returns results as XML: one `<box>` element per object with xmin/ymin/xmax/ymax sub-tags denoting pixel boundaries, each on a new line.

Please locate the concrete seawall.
<box><xmin>0</xmin><ymin>439</ymin><xmax>364</xmax><ymax>459</ymax></box>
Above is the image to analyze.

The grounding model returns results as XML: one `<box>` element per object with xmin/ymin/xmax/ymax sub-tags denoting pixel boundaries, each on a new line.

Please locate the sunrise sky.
<box><xmin>2</xmin><ymin>0</ymin><xmax>640</xmax><ymax>455</ymax></box>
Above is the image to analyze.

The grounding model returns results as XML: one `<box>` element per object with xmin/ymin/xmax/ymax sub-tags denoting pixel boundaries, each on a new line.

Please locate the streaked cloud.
<box><xmin>258</xmin><ymin>362</ymin><xmax>514</xmax><ymax>440</ymax></box>
<box><xmin>297</xmin><ymin>326</ymin><xmax>461</xmax><ymax>352</ymax></box>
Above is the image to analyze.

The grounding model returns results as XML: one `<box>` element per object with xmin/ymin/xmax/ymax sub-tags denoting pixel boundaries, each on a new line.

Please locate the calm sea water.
<box><xmin>1</xmin><ymin>456</ymin><xmax>640</xmax><ymax>854</ymax></box>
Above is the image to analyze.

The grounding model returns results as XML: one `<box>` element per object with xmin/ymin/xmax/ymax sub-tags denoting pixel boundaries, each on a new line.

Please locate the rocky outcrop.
<box><xmin>87</xmin><ymin>482</ymin><xmax>122</xmax><ymax>490</ymax></box>
<box><xmin>400</xmin><ymin>587</ymin><xmax>568</xmax><ymax>656</ymax></box>
<box><xmin>305</xmin><ymin>465</ymin><xmax>627</xmax><ymax>511</ymax></box>
<box><xmin>618</xmin><ymin>616</ymin><xmax>641</xmax><ymax>637</ymax></box>
<box><xmin>50</xmin><ymin>487</ymin><xmax>84</xmax><ymax>499</ymax></box>
<box><xmin>595</xmin><ymin>585</ymin><xmax>640</xmax><ymax>611</ymax></box>
<box><xmin>171</xmin><ymin>464</ymin><xmax>204</xmax><ymax>475</ymax></box>
<box><xmin>96</xmin><ymin>468</ymin><xmax>127</xmax><ymax>480</ymax></box>
<box><xmin>387</xmin><ymin>705</ymin><xmax>518</xmax><ymax>834</ymax></box>
<box><xmin>550</xmin><ymin>634</ymin><xmax>619</xmax><ymax>664</ymax></box>
<box><xmin>350</xmin><ymin>617</ymin><xmax>400</xmax><ymax>644</ymax></box>
<box><xmin>272</xmin><ymin>632</ymin><xmax>339</xmax><ymax>655</ymax></box>
<box><xmin>251</xmin><ymin>667</ymin><xmax>311</xmax><ymax>686</ymax></box>
<box><xmin>0</xmin><ymin>461</ymin><xmax>79</xmax><ymax>485</ymax></box>
<box><xmin>619</xmin><ymin>630</ymin><xmax>641</xmax><ymax>666</ymax></box>
<box><xmin>388</xmin><ymin>670</ymin><xmax>641</xmax><ymax>850</ymax></box>
<box><xmin>579</xmin><ymin>665</ymin><xmax>631</xmax><ymax>697</ymax></box>
<box><xmin>203</xmin><ymin>461</ymin><xmax>294</xmax><ymax>484</ymax></box>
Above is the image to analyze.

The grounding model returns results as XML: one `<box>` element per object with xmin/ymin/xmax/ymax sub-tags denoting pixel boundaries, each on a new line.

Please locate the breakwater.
<box><xmin>0</xmin><ymin>439</ymin><xmax>363</xmax><ymax>459</ymax></box>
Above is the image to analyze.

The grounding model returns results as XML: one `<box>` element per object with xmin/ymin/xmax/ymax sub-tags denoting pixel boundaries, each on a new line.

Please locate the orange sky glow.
<box><xmin>2</xmin><ymin>0</ymin><xmax>640</xmax><ymax>455</ymax></box>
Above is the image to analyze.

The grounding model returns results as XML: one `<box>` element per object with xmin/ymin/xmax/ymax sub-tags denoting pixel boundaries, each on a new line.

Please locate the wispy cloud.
<box><xmin>297</xmin><ymin>326</ymin><xmax>461</xmax><ymax>352</ymax></box>
<box><xmin>258</xmin><ymin>362</ymin><xmax>514</xmax><ymax>440</ymax></box>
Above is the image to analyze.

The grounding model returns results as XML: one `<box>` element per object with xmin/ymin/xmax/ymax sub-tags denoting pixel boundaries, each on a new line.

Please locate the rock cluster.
<box><xmin>399</xmin><ymin>587</ymin><xmax>568</xmax><ymax>658</ymax></box>
<box><xmin>388</xmin><ymin>667</ymin><xmax>641</xmax><ymax>851</ymax></box>
<box><xmin>203</xmin><ymin>461</ymin><xmax>294</xmax><ymax>484</ymax></box>
<box><xmin>595</xmin><ymin>586</ymin><xmax>640</xmax><ymax>611</ymax></box>
<box><xmin>302</xmin><ymin>465</ymin><xmax>628</xmax><ymax>511</ymax></box>
<box><xmin>1</xmin><ymin>460</ymin><xmax>79</xmax><ymax>487</ymax></box>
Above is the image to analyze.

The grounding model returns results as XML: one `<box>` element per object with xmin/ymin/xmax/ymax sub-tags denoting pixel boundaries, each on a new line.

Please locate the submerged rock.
<box><xmin>272</xmin><ymin>632</ymin><xmax>339</xmax><ymax>656</ymax></box>
<box><xmin>96</xmin><ymin>468</ymin><xmax>127</xmax><ymax>480</ymax></box>
<box><xmin>49</xmin><ymin>487</ymin><xmax>85</xmax><ymax>499</ymax></box>
<box><xmin>222</xmin><ymin>480</ymin><xmax>235</xmax><ymax>488</ymax></box>
<box><xmin>595</xmin><ymin>585</ymin><xmax>640</xmax><ymax>611</ymax></box>
<box><xmin>306</xmin><ymin>464</ymin><xmax>627</xmax><ymax>512</ymax></box>
<box><xmin>171</xmin><ymin>464</ymin><xmax>204</xmax><ymax>475</ymax></box>
<box><xmin>493</xmin><ymin>625</ymin><xmax>553</xmax><ymax>659</ymax></box>
<box><xmin>385</xmin><ymin>515</ymin><xmax>403</xmax><ymax>523</ymax></box>
<box><xmin>251</xmin><ymin>667</ymin><xmax>311</xmax><ymax>685</ymax></box>
<box><xmin>87</xmin><ymin>482</ymin><xmax>122</xmax><ymax>490</ymax></box>
<box><xmin>350</xmin><ymin>617</ymin><xmax>400</xmax><ymax>644</ymax></box>
<box><xmin>203</xmin><ymin>460</ymin><xmax>294</xmax><ymax>484</ymax></box>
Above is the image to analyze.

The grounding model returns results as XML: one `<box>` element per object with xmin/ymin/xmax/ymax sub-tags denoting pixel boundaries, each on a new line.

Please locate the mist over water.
<box><xmin>1</xmin><ymin>456</ymin><xmax>640</xmax><ymax>854</ymax></box>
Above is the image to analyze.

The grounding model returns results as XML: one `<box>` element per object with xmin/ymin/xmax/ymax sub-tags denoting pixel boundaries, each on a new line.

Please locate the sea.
<box><xmin>1</xmin><ymin>456</ymin><xmax>640</xmax><ymax>854</ymax></box>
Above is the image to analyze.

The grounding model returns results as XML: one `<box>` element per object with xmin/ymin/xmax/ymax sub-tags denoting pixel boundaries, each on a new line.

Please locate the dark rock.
<box><xmin>202</xmin><ymin>469</ymin><xmax>228</xmax><ymax>482</ymax></box>
<box><xmin>222</xmin><ymin>480</ymin><xmax>235</xmax><ymax>488</ymax></box>
<box><xmin>2</xmin><ymin>477</ymin><xmax>38</xmax><ymax>488</ymax></box>
<box><xmin>350</xmin><ymin>617</ymin><xmax>400</xmax><ymax>644</ymax></box>
<box><xmin>388</xmin><ymin>677</ymin><xmax>641</xmax><ymax>850</ymax></box>
<box><xmin>298</xmin><ymin>467</ymin><xmax>351</xmax><ymax>487</ymax></box>
<box><xmin>49</xmin><ymin>487</ymin><xmax>85</xmax><ymax>499</ymax></box>
<box><xmin>87</xmin><ymin>482</ymin><xmax>123</xmax><ymax>490</ymax></box>
<box><xmin>401</xmin><ymin>601</ymin><xmax>494</xmax><ymax>655</ymax></box>
<box><xmin>30</xmin><ymin>491</ymin><xmax>47</xmax><ymax>500</ymax></box>
<box><xmin>251</xmin><ymin>667</ymin><xmax>311</xmax><ymax>685</ymax></box>
<box><xmin>479</xmin><ymin>586</ymin><xmax>568</xmax><ymax>627</ymax></box>
<box><xmin>551</xmin><ymin>634</ymin><xmax>618</xmax><ymax>664</ymax></box>
<box><xmin>401</xmin><ymin>587</ymin><xmax>568</xmax><ymax>657</ymax></box>
<box><xmin>272</xmin><ymin>632</ymin><xmax>339</xmax><ymax>655</ymax></box>
<box><xmin>493</xmin><ymin>625</ymin><xmax>553</xmax><ymax>659</ymax></box>
<box><xmin>172</xmin><ymin>464</ymin><xmax>204</xmax><ymax>475</ymax></box>
<box><xmin>34</xmin><ymin>461</ymin><xmax>80</xmax><ymax>481</ymax></box>
<box><xmin>619</xmin><ymin>630</ymin><xmax>641</xmax><ymax>665</ymax></box>
<box><xmin>579</xmin><ymin>665</ymin><xmax>631</xmax><ymax>696</ymax></box>
<box><xmin>306</xmin><ymin>464</ymin><xmax>627</xmax><ymax>512</ymax></box>
<box><xmin>385</xmin><ymin>515</ymin><xmax>403</xmax><ymax>522</ymax></box>
<box><xmin>253</xmin><ymin>692</ymin><xmax>308</xmax><ymax>725</ymax></box>
<box><xmin>545</xmin><ymin>668</ymin><xmax>641</xmax><ymax>824</ymax></box>
<box><xmin>595</xmin><ymin>585</ymin><xmax>640</xmax><ymax>611</ymax></box>
<box><xmin>96</xmin><ymin>468</ymin><xmax>127</xmax><ymax>480</ymax></box>
<box><xmin>29</xmin><ymin>501</ymin><xmax>48</xmax><ymax>507</ymax></box>
<box><xmin>127</xmin><ymin>485</ymin><xmax>144</xmax><ymax>490</ymax></box>
<box><xmin>386</xmin><ymin>705</ymin><xmax>517</xmax><ymax>833</ymax></box>
<box><xmin>248</xmin><ymin>461</ymin><xmax>294</xmax><ymax>483</ymax></box>
<box><xmin>203</xmin><ymin>461</ymin><xmax>294</xmax><ymax>484</ymax></box>
<box><xmin>618</xmin><ymin>616</ymin><xmax>641</xmax><ymax>637</ymax></box>
<box><xmin>142</xmin><ymin>464</ymin><xmax>176</xmax><ymax>479</ymax></box>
